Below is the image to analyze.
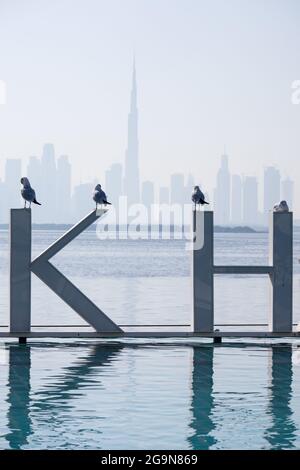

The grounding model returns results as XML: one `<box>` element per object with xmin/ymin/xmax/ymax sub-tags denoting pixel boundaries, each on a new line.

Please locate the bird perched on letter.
<box><xmin>192</xmin><ymin>186</ymin><xmax>209</xmax><ymax>208</ymax></box>
<box><xmin>20</xmin><ymin>177</ymin><xmax>41</xmax><ymax>208</ymax></box>
<box><xmin>93</xmin><ymin>184</ymin><xmax>111</xmax><ymax>208</ymax></box>
<box><xmin>273</xmin><ymin>200</ymin><xmax>289</xmax><ymax>212</ymax></box>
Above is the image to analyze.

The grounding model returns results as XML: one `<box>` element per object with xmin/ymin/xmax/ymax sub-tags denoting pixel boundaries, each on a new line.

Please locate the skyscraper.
<box><xmin>170</xmin><ymin>173</ymin><xmax>185</xmax><ymax>204</ymax></box>
<box><xmin>40</xmin><ymin>143</ymin><xmax>57</xmax><ymax>222</ymax></box>
<box><xmin>27</xmin><ymin>156</ymin><xmax>41</xmax><ymax>186</ymax></box>
<box><xmin>281</xmin><ymin>177</ymin><xmax>294</xmax><ymax>210</ymax></box>
<box><xmin>231</xmin><ymin>174</ymin><xmax>242</xmax><ymax>224</ymax></box>
<box><xmin>4</xmin><ymin>159</ymin><xmax>22</xmax><ymax>222</ymax></box>
<box><xmin>243</xmin><ymin>176</ymin><xmax>258</xmax><ymax>225</ymax></box>
<box><xmin>57</xmin><ymin>155</ymin><xmax>71</xmax><ymax>223</ymax></box>
<box><xmin>141</xmin><ymin>180</ymin><xmax>154</xmax><ymax>210</ymax></box>
<box><xmin>214</xmin><ymin>154</ymin><xmax>231</xmax><ymax>225</ymax></box>
<box><xmin>123</xmin><ymin>60</ymin><xmax>140</xmax><ymax>206</ymax></box>
<box><xmin>184</xmin><ymin>173</ymin><xmax>195</xmax><ymax>203</ymax></box>
<box><xmin>105</xmin><ymin>163</ymin><xmax>123</xmax><ymax>208</ymax></box>
<box><xmin>72</xmin><ymin>182</ymin><xmax>94</xmax><ymax>221</ymax></box>
<box><xmin>264</xmin><ymin>167</ymin><xmax>280</xmax><ymax>218</ymax></box>
<box><xmin>159</xmin><ymin>186</ymin><xmax>169</xmax><ymax>204</ymax></box>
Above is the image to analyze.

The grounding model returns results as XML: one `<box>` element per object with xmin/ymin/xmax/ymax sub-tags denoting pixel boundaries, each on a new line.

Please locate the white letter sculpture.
<box><xmin>10</xmin><ymin>208</ymin><xmax>122</xmax><ymax>334</ymax></box>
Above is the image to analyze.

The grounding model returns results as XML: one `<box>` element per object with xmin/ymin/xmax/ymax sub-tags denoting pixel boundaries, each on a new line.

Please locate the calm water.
<box><xmin>0</xmin><ymin>341</ymin><xmax>300</xmax><ymax>449</ymax></box>
<box><xmin>0</xmin><ymin>229</ymin><xmax>300</xmax><ymax>449</ymax></box>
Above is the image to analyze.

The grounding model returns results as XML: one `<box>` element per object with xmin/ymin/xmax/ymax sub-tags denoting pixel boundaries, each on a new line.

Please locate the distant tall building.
<box><xmin>170</xmin><ymin>173</ymin><xmax>185</xmax><ymax>204</ymax></box>
<box><xmin>184</xmin><ymin>174</ymin><xmax>195</xmax><ymax>203</ymax></box>
<box><xmin>264</xmin><ymin>167</ymin><xmax>280</xmax><ymax>218</ymax></box>
<box><xmin>281</xmin><ymin>177</ymin><xmax>294</xmax><ymax>210</ymax></box>
<box><xmin>243</xmin><ymin>176</ymin><xmax>258</xmax><ymax>225</ymax></box>
<box><xmin>159</xmin><ymin>186</ymin><xmax>169</xmax><ymax>204</ymax></box>
<box><xmin>27</xmin><ymin>156</ymin><xmax>41</xmax><ymax>186</ymax></box>
<box><xmin>123</xmin><ymin>60</ymin><xmax>140</xmax><ymax>206</ymax></box>
<box><xmin>214</xmin><ymin>154</ymin><xmax>231</xmax><ymax>225</ymax></box>
<box><xmin>4</xmin><ymin>159</ymin><xmax>22</xmax><ymax>222</ymax></box>
<box><xmin>41</xmin><ymin>143</ymin><xmax>57</xmax><ymax>222</ymax></box>
<box><xmin>57</xmin><ymin>155</ymin><xmax>71</xmax><ymax>223</ymax></box>
<box><xmin>72</xmin><ymin>183</ymin><xmax>94</xmax><ymax>221</ymax></box>
<box><xmin>141</xmin><ymin>181</ymin><xmax>154</xmax><ymax>209</ymax></box>
<box><xmin>231</xmin><ymin>174</ymin><xmax>242</xmax><ymax>224</ymax></box>
<box><xmin>105</xmin><ymin>163</ymin><xmax>123</xmax><ymax>208</ymax></box>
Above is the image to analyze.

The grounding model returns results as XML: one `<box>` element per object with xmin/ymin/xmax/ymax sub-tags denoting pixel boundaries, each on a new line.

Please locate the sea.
<box><xmin>0</xmin><ymin>228</ymin><xmax>299</xmax><ymax>449</ymax></box>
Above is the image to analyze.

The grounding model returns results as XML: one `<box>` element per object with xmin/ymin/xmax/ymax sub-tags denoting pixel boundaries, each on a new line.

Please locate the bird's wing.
<box><xmin>198</xmin><ymin>189</ymin><xmax>205</xmax><ymax>200</ymax></box>
<box><xmin>100</xmin><ymin>190</ymin><xmax>107</xmax><ymax>201</ymax></box>
<box><xmin>21</xmin><ymin>187</ymin><xmax>34</xmax><ymax>201</ymax></box>
<box><xmin>93</xmin><ymin>190</ymin><xmax>100</xmax><ymax>201</ymax></box>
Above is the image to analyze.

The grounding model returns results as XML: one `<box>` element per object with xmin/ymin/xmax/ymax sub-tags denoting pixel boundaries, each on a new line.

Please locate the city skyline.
<box><xmin>0</xmin><ymin>1</ymin><xmax>299</xmax><ymax>218</ymax></box>
<box><xmin>0</xmin><ymin>66</ymin><xmax>296</xmax><ymax>224</ymax></box>
<box><xmin>0</xmin><ymin>57</ymin><xmax>296</xmax><ymax>225</ymax></box>
<box><xmin>0</xmin><ymin>145</ymin><xmax>295</xmax><ymax>226</ymax></box>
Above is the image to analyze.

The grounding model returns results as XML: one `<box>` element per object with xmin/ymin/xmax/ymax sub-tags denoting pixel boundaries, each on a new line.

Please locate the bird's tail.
<box><xmin>105</xmin><ymin>201</ymin><xmax>112</xmax><ymax>205</ymax></box>
<box><xmin>33</xmin><ymin>199</ymin><xmax>41</xmax><ymax>205</ymax></box>
<box><xmin>204</xmin><ymin>201</ymin><xmax>209</xmax><ymax>205</ymax></box>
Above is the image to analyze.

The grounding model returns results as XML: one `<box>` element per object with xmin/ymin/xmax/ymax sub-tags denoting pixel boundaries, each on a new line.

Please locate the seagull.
<box><xmin>20</xmin><ymin>177</ymin><xmax>41</xmax><ymax>208</ymax></box>
<box><xmin>273</xmin><ymin>200</ymin><xmax>289</xmax><ymax>212</ymax></box>
<box><xmin>93</xmin><ymin>184</ymin><xmax>111</xmax><ymax>208</ymax></box>
<box><xmin>192</xmin><ymin>186</ymin><xmax>209</xmax><ymax>208</ymax></box>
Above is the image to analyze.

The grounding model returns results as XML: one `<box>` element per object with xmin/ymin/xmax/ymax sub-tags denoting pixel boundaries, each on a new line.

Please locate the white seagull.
<box><xmin>192</xmin><ymin>186</ymin><xmax>209</xmax><ymax>208</ymax></box>
<box><xmin>273</xmin><ymin>200</ymin><xmax>289</xmax><ymax>212</ymax></box>
<box><xmin>93</xmin><ymin>184</ymin><xmax>112</xmax><ymax>208</ymax></box>
<box><xmin>20</xmin><ymin>177</ymin><xmax>41</xmax><ymax>208</ymax></box>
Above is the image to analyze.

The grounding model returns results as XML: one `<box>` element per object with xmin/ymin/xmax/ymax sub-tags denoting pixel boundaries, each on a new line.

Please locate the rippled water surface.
<box><xmin>0</xmin><ymin>341</ymin><xmax>300</xmax><ymax>449</ymax></box>
<box><xmin>0</xmin><ymin>229</ymin><xmax>300</xmax><ymax>449</ymax></box>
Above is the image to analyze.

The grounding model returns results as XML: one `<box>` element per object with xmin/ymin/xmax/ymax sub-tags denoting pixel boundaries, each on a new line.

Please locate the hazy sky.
<box><xmin>0</xmin><ymin>0</ymin><xmax>299</xmax><ymax>214</ymax></box>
